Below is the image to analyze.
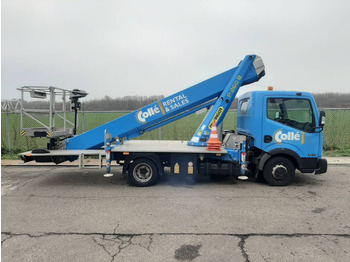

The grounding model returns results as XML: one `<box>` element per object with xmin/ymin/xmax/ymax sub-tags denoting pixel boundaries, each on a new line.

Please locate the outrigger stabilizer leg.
<box><xmin>103</xmin><ymin>130</ymin><xmax>113</xmax><ymax>177</ymax></box>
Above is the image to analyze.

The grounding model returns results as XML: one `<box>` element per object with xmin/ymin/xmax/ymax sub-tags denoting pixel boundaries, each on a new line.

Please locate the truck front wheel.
<box><xmin>128</xmin><ymin>158</ymin><xmax>159</xmax><ymax>187</ymax></box>
<box><xmin>263</xmin><ymin>157</ymin><xmax>295</xmax><ymax>186</ymax></box>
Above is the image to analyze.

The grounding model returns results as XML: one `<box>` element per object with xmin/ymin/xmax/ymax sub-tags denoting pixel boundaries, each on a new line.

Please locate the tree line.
<box><xmin>14</xmin><ymin>92</ymin><xmax>350</xmax><ymax>111</ymax></box>
<box><xmin>312</xmin><ymin>93</ymin><xmax>350</xmax><ymax>108</ymax></box>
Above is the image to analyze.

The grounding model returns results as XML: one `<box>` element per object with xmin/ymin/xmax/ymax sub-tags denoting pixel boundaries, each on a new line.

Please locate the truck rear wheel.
<box><xmin>263</xmin><ymin>156</ymin><xmax>295</xmax><ymax>186</ymax></box>
<box><xmin>128</xmin><ymin>158</ymin><xmax>159</xmax><ymax>187</ymax></box>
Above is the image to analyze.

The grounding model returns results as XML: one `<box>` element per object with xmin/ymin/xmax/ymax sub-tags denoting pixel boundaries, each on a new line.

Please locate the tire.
<box><xmin>128</xmin><ymin>158</ymin><xmax>159</xmax><ymax>187</ymax></box>
<box><xmin>263</xmin><ymin>156</ymin><xmax>295</xmax><ymax>186</ymax></box>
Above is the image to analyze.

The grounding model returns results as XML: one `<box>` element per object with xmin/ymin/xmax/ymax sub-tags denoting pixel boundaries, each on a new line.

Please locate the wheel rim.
<box><xmin>133</xmin><ymin>163</ymin><xmax>153</xmax><ymax>183</ymax></box>
<box><xmin>272</xmin><ymin>164</ymin><xmax>288</xmax><ymax>181</ymax></box>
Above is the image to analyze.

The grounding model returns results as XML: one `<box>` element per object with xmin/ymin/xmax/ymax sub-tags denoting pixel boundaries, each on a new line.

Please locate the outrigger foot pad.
<box><xmin>103</xmin><ymin>173</ymin><xmax>114</xmax><ymax>178</ymax></box>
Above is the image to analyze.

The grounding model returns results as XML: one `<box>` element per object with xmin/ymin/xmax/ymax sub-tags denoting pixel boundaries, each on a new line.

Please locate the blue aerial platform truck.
<box><xmin>19</xmin><ymin>54</ymin><xmax>327</xmax><ymax>186</ymax></box>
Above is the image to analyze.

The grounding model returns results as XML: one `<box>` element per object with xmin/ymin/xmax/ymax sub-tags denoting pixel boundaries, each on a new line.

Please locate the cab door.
<box><xmin>261</xmin><ymin>97</ymin><xmax>321</xmax><ymax>158</ymax></box>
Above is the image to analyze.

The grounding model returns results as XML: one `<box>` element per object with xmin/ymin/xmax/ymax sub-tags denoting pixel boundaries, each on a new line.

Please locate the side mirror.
<box><xmin>319</xmin><ymin>110</ymin><xmax>326</xmax><ymax>127</ymax></box>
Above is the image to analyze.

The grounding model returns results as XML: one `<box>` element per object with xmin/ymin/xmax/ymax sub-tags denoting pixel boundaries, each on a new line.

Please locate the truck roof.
<box><xmin>239</xmin><ymin>90</ymin><xmax>314</xmax><ymax>100</ymax></box>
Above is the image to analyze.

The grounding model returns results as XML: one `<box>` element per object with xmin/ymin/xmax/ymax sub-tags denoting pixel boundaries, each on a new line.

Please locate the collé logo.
<box><xmin>273</xmin><ymin>129</ymin><xmax>301</xmax><ymax>144</ymax></box>
<box><xmin>136</xmin><ymin>105</ymin><xmax>161</xmax><ymax>123</ymax></box>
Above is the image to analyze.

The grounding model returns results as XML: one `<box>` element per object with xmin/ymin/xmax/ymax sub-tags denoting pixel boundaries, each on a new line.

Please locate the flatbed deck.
<box><xmin>111</xmin><ymin>140</ymin><xmax>227</xmax><ymax>154</ymax></box>
<box><xmin>18</xmin><ymin>140</ymin><xmax>227</xmax><ymax>158</ymax></box>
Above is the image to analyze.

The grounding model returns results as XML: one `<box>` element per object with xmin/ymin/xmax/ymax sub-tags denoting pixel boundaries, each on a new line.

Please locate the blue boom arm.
<box><xmin>189</xmin><ymin>55</ymin><xmax>264</xmax><ymax>146</ymax></box>
<box><xmin>65</xmin><ymin>55</ymin><xmax>264</xmax><ymax>150</ymax></box>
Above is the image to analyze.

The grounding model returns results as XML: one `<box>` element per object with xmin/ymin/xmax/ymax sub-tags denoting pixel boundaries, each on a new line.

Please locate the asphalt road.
<box><xmin>1</xmin><ymin>165</ymin><xmax>349</xmax><ymax>261</ymax></box>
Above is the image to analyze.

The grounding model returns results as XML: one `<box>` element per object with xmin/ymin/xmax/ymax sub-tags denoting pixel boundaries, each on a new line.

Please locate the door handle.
<box><xmin>264</xmin><ymin>135</ymin><xmax>272</xmax><ymax>143</ymax></box>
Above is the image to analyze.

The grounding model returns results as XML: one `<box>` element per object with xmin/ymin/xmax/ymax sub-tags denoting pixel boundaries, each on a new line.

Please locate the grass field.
<box><xmin>2</xmin><ymin>109</ymin><xmax>350</xmax><ymax>157</ymax></box>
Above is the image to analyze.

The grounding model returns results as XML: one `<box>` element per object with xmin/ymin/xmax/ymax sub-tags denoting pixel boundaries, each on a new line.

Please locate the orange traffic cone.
<box><xmin>207</xmin><ymin>120</ymin><xmax>222</xmax><ymax>151</ymax></box>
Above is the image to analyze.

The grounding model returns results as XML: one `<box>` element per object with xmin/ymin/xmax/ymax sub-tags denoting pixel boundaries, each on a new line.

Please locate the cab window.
<box><xmin>239</xmin><ymin>99</ymin><xmax>250</xmax><ymax>115</ymax></box>
<box><xmin>267</xmin><ymin>98</ymin><xmax>315</xmax><ymax>133</ymax></box>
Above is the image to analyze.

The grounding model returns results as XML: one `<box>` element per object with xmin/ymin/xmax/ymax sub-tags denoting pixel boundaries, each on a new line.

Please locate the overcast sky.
<box><xmin>2</xmin><ymin>0</ymin><xmax>350</xmax><ymax>100</ymax></box>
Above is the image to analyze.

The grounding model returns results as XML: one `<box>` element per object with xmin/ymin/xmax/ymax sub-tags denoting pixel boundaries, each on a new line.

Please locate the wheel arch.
<box><xmin>123</xmin><ymin>153</ymin><xmax>163</xmax><ymax>175</ymax></box>
<box><xmin>258</xmin><ymin>148</ymin><xmax>301</xmax><ymax>171</ymax></box>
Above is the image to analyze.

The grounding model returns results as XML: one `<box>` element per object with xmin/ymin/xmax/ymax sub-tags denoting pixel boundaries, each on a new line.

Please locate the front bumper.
<box><xmin>315</xmin><ymin>158</ymin><xmax>327</xmax><ymax>174</ymax></box>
